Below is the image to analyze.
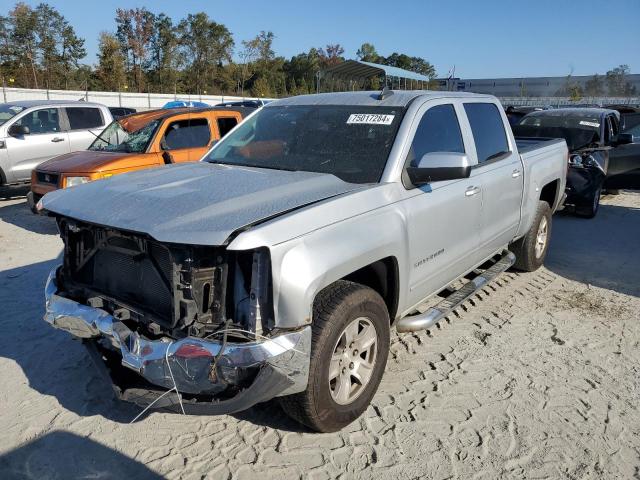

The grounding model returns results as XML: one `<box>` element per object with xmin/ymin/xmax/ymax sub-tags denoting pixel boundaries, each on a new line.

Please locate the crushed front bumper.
<box><xmin>43</xmin><ymin>268</ymin><xmax>311</xmax><ymax>414</ymax></box>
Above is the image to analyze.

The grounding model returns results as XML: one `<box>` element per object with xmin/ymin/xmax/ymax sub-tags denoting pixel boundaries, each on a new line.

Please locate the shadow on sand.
<box><xmin>546</xmin><ymin>202</ymin><xmax>640</xmax><ymax>297</ymax></box>
<box><xmin>0</xmin><ymin>431</ymin><xmax>164</xmax><ymax>479</ymax></box>
<box><xmin>0</xmin><ymin>198</ymin><xmax>58</xmax><ymax>235</ymax></box>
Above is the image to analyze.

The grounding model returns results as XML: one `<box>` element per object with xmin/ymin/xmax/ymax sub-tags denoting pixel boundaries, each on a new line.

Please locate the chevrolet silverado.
<box><xmin>40</xmin><ymin>90</ymin><xmax>568</xmax><ymax>432</ymax></box>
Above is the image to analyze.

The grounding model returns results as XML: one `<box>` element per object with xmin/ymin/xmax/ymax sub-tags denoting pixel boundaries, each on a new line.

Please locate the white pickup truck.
<box><xmin>41</xmin><ymin>89</ymin><xmax>567</xmax><ymax>432</ymax></box>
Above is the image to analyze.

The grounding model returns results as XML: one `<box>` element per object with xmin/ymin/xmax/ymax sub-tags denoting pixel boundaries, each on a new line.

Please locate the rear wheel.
<box><xmin>576</xmin><ymin>187</ymin><xmax>601</xmax><ymax>219</ymax></box>
<box><xmin>511</xmin><ymin>200</ymin><xmax>552</xmax><ymax>272</ymax></box>
<box><xmin>279</xmin><ymin>280</ymin><xmax>390</xmax><ymax>432</ymax></box>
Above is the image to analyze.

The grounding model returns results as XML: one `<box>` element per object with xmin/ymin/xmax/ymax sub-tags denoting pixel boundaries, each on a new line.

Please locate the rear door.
<box><xmin>5</xmin><ymin>107</ymin><xmax>70</xmax><ymax>181</ymax></box>
<box><xmin>404</xmin><ymin>100</ymin><xmax>484</xmax><ymax>307</ymax></box>
<box><xmin>63</xmin><ymin>106</ymin><xmax>108</xmax><ymax>152</ymax></box>
<box><xmin>462</xmin><ymin>101</ymin><xmax>524</xmax><ymax>258</ymax></box>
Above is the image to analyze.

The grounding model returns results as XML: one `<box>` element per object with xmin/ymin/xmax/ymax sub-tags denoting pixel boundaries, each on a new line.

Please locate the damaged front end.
<box><xmin>44</xmin><ymin>217</ymin><xmax>310</xmax><ymax>414</ymax></box>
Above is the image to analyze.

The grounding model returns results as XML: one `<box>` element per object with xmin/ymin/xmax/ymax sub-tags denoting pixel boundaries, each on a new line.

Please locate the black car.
<box><xmin>513</xmin><ymin>108</ymin><xmax>636</xmax><ymax>218</ymax></box>
<box><xmin>504</xmin><ymin>106</ymin><xmax>547</xmax><ymax>126</ymax></box>
<box><xmin>108</xmin><ymin>107</ymin><xmax>137</xmax><ymax>119</ymax></box>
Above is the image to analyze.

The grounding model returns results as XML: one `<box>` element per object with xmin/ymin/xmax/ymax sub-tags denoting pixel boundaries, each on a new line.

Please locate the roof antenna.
<box><xmin>378</xmin><ymin>85</ymin><xmax>394</xmax><ymax>100</ymax></box>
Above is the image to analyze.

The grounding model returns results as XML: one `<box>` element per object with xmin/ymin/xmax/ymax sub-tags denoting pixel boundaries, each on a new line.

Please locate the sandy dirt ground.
<box><xmin>0</xmin><ymin>187</ymin><xmax>639</xmax><ymax>480</ymax></box>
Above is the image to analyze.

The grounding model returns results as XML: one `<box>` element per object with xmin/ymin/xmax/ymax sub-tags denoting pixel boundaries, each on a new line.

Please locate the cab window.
<box><xmin>217</xmin><ymin>117</ymin><xmax>238</xmax><ymax>138</ymax></box>
<box><xmin>65</xmin><ymin>107</ymin><xmax>104</xmax><ymax>130</ymax></box>
<box><xmin>463</xmin><ymin>103</ymin><xmax>509</xmax><ymax>163</ymax></box>
<box><xmin>14</xmin><ymin>108</ymin><xmax>61</xmax><ymax>134</ymax></box>
<box><xmin>163</xmin><ymin>118</ymin><xmax>210</xmax><ymax>150</ymax></box>
<box><xmin>406</xmin><ymin>104</ymin><xmax>465</xmax><ymax>166</ymax></box>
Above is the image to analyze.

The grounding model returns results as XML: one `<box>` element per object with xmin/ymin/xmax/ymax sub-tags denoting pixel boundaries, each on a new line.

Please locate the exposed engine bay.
<box><xmin>55</xmin><ymin>216</ymin><xmax>275</xmax><ymax>341</ymax></box>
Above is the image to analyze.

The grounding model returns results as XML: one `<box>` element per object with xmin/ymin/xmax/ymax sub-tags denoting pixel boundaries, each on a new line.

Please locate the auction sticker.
<box><xmin>579</xmin><ymin>120</ymin><xmax>600</xmax><ymax>128</ymax></box>
<box><xmin>347</xmin><ymin>113</ymin><xmax>395</xmax><ymax>125</ymax></box>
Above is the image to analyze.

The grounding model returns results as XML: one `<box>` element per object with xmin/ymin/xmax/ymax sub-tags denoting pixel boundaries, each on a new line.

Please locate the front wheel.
<box><xmin>279</xmin><ymin>280</ymin><xmax>390</xmax><ymax>432</ymax></box>
<box><xmin>511</xmin><ymin>200</ymin><xmax>552</xmax><ymax>272</ymax></box>
<box><xmin>576</xmin><ymin>187</ymin><xmax>601</xmax><ymax>219</ymax></box>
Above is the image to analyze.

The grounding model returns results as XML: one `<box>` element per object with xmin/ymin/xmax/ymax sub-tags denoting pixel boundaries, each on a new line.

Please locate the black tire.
<box><xmin>511</xmin><ymin>200</ymin><xmax>552</xmax><ymax>272</ymax></box>
<box><xmin>279</xmin><ymin>280</ymin><xmax>390</xmax><ymax>432</ymax></box>
<box><xmin>575</xmin><ymin>187</ymin><xmax>601</xmax><ymax>219</ymax></box>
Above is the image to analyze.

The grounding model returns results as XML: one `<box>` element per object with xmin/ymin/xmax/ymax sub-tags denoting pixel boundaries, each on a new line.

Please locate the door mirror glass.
<box><xmin>407</xmin><ymin>152</ymin><xmax>472</xmax><ymax>186</ymax></box>
<box><xmin>8</xmin><ymin>124</ymin><xmax>30</xmax><ymax>136</ymax></box>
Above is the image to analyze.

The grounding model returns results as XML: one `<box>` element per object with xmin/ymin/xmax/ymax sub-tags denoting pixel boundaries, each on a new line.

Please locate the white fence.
<box><xmin>1</xmin><ymin>86</ymin><xmax>271</xmax><ymax>109</ymax></box>
<box><xmin>3</xmin><ymin>86</ymin><xmax>638</xmax><ymax>110</ymax></box>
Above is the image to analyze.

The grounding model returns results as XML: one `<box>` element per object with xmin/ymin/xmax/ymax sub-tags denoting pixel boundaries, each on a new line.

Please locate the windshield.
<box><xmin>520</xmin><ymin>113</ymin><xmax>602</xmax><ymax>133</ymax></box>
<box><xmin>0</xmin><ymin>104</ymin><xmax>26</xmax><ymax>126</ymax></box>
<box><xmin>206</xmin><ymin>105</ymin><xmax>403</xmax><ymax>183</ymax></box>
<box><xmin>89</xmin><ymin>119</ymin><xmax>160</xmax><ymax>153</ymax></box>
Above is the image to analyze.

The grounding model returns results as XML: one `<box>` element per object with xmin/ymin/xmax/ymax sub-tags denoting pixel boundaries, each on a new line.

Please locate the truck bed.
<box><xmin>515</xmin><ymin>137</ymin><xmax>565</xmax><ymax>154</ymax></box>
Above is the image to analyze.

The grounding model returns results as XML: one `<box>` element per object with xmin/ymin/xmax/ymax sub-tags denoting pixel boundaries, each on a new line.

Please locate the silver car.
<box><xmin>0</xmin><ymin>100</ymin><xmax>112</xmax><ymax>185</ymax></box>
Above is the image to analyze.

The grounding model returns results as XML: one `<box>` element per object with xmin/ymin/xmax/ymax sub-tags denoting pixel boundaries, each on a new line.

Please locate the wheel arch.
<box><xmin>341</xmin><ymin>256</ymin><xmax>400</xmax><ymax>322</ymax></box>
<box><xmin>540</xmin><ymin>179</ymin><xmax>559</xmax><ymax>209</ymax></box>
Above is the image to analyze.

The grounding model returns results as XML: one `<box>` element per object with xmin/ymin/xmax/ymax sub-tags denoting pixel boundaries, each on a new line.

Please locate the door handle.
<box><xmin>512</xmin><ymin>169</ymin><xmax>522</xmax><ymax>178</ymax></box>
<box><xmin>51</xmin><ymin>137</ymin><xmax>65</xmax><ymax>143</ymax></box>
<box><xmin>465</xmin><ymin>186</ymin><xmax>481</xmax><ymax>197</ymax></box>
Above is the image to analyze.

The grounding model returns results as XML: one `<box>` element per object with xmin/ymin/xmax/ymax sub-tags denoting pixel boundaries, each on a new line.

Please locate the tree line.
<box><xmin>558</xmin><ymin>65</ymin><xmax>637</xmax><ymax>100</ymax></box>
<box><xmin>0</xmin><ymin>3</ymin><xmax>437</xmax><ymax>97</ymax></box>
<box><xmin>1</xmin><ymin>3</ymin><xmax>636</xmax><ymax>99</ymax></box>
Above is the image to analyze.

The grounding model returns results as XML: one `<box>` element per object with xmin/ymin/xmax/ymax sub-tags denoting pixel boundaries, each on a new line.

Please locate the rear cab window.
<box><xmin>65</xmin><ymin>107</ymin><xmax>104</xmax><ymax>130</ymax></box>
<box><xmin>217</xmin><ymin>117</ymin><xmax>238</xmax><ymax>138</ymax></box>
<box><xmin>463</xmin><ymin>103</ymin><xmax>510</xmax><ymax>163</ymax></box>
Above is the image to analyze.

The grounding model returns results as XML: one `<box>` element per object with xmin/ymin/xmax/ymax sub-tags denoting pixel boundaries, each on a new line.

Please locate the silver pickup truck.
<box><xmin>40</xmin><ymin>90</ymin><xmax>567</xmax><ymax>432</ymax></box>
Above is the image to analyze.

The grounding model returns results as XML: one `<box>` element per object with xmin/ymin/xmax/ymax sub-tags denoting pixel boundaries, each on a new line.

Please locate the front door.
<box><xmin>5</xmin><ymin>108</ymin><xmax>70</xmax><ymax>182</ymax></box>
<box><xmin>404</xmin><ymin>101</ymin><xmax>484</xmax><ymax>309</ymax></box>
<box><xmin>159</xmin><ymin>114</ymin><xmax>213</xmax><ymax>163</ymax></box>
<box><xmin>606</xmin><ymin>114</ymin><xmax>640</xmax><ymax>190</ymax></box>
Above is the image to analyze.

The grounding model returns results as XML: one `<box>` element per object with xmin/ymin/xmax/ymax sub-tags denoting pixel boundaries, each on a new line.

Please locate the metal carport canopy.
<box><xmin>323</xmin><ymin>60</ymin><xmax>431</xmax><ymax>82</ymax></box>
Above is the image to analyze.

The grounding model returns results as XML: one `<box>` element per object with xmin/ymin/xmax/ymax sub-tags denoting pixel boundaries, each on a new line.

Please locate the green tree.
<box><xmin>8</xmin><ymin>3</ymin><xmax>39</xmax><ymax>88</ymax></box>
<box><xmin>356</xmin><ymin>42</ymin><xmax>379</xmax><ymax>63</ymax></box>
<box><xmin>115</xmin><ymin>7</ymin><xmax>155</xmax><ymax>92</ymax></box>
<box><xmin>96</xmin><ymin>32</ymin><xmax>126</xmax><ymax>91</ymax></box>
<box><xmin>584</xmin><ymin>74</ymin><xmax>604</xmax><ymax>96</ymax></box>
<box><xmin>606</xmin><ymin>65</ymin><xmax>637</xmax><ymax>96</ymax></box>
<box><xmin>148</xmin><ymin>13</ymin><xmax>179</xmax><ymax>93</ymax></box>
<box><xmin>178</xmin><ymin>12</ymin><xmax>234</xmax><ymax>94</ymax></box>
<box><xmin>35</xmin><ymin>4</ymin><xmax>85</xmax><ymax>89</ymax></box>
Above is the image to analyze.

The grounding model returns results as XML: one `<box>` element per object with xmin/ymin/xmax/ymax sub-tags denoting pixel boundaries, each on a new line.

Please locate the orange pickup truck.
<box><xmin>28</xmin><ymin>106</ymin><xmax>251</xmax><ymax>209</ymax></box>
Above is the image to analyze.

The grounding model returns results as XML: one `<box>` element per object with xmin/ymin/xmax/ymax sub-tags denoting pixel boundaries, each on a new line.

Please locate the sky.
<box><xmin>8</xmin><ymin>0</ymin><xmax>640</xmax><ymax>79</ymax></box>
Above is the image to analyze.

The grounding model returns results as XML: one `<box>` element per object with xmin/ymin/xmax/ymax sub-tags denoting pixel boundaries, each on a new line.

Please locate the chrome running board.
<box><xmin>396</xmin><ymin>251</ymin><xmax>516</xmax><ymax>333</ymax></box>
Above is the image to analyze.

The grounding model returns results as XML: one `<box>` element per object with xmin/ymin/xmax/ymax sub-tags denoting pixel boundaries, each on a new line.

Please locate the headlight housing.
<box><xmin>569</xmin><ymin>154</ymin><xmax>583</xmax><ymax>166</ymax></box>
<box><xmin>65</xmin><ymin>176</ymin><xmax>91</xmax><ymax>188</ymax></box>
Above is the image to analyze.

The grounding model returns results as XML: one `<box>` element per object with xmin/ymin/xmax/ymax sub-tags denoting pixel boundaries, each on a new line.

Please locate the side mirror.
<box><xmin>613</xmin><ymin>133</ymin><xmax>633</xmax><ymax>145</ymax></box>
<box><xmin>8</xmin><ymin>124</ymin><xmax>30</xmax><ymax>136</ymax></box>
<box><xmin>406</xmin><ymin>152</ymin><xmax>473</xmax><ymax>187</ymax></box>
